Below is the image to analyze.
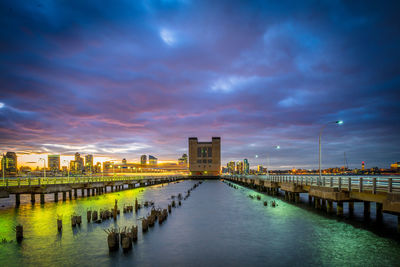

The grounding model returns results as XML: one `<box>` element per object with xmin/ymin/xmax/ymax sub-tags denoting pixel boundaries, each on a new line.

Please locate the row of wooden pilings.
<box><xmin>16</xmin><ymin>182</ymin><xmax>157</xmax><ymax>206</ymax></box>
<box><xmin>106</xmin><ymin>181</ymin><xmax>203</xmax><ymax>253</ymax></box>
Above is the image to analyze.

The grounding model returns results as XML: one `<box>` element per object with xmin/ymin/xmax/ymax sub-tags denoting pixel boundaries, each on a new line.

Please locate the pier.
<box><xmin>225</xmin><ymin>175</ymin><xmax>400</xmax><ymax>231</ymax></box>
<box><xmin>0</xmin><ymin>175</ymin><xmax>187</xmax><ymax>205</ymax></box>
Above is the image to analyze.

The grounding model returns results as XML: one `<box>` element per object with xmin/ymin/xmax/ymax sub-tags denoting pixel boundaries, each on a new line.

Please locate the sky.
<box><xmin>0</xmin><ymin>0</ymin><xmax>399</xmax><ymax>170</ymax></box>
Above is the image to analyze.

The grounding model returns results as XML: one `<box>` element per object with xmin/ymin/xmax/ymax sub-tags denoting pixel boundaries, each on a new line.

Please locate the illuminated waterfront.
<box><xmin>1</xmin><ymin>180</ymin><xmax>400</xmax><ymax>266</ymax></box>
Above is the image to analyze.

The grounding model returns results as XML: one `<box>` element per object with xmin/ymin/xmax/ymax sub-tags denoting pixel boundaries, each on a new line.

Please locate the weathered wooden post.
<box><xmin>113</xmin><ymin>199</ymin><xmax>118</xmax><ymax>221</ymax></box>
<box><xmin>62</xmin><ymin>191</ymin><xmax>66</xmax><ymax>202</ymax></box>
<box><xmin>142</xmin><ymin>218</ymin><xmax>148</xmax><ymax>232</ymax></box>
<box><xmin>337</xmin><ymin>202</ymin><xmax>344</xmax><ymax>216</ymax></box>
<box><xmin>92</xmin><ymin>210</ymin><xmax>98</xmax><ymax>222</ymax></box>
<box><xmin>16</xmin><ymin>224</ymin><xmax>23</xmax><ymax>243</ymax></box>
<box><xmin>168</xmin><ymin>204</ymin><xmax>171</xmax><ymax>213</ymax></box>
<box><xmin>87</xmin><ymin>210</ymin><xmax>92</xmax><ymax>223</ymax></box>
<box><xmin>40</xmin><ymin>193</ymin><xmax>45</xmax><ymax>204</ymax></box>
<box><xmin>348</xmin><ymin>202</ymin><xmax>354</xmax><ymax>216</ymax></box>
<box><xmin>364</xmin><ymin>201</ymin><xmax>370</xmax><ymax>219</ymax></box>
<box><xmin>135</xmin><ymin>198</ymin><xmax>138</xmax><ymax>213</ymax></box>
<box><xmin>376</xmin><ymin>202</ymin><xmax>383</xmax><ymax>222</ymax></box>
<box><xmin>327</xmin><ymin>200</ymin><xmax>333</xmax><ymax>214</ymax></box>
<box><xmin>15</xmin><ymin>194</ymin><xmax>21</xmax><ymax>206</ymax></box>
<box><xmin>106</xmin><ymin>229</ymin><xmax>119</xmax><ymax>252</ymax></box>
<box><xmin>30</xmin><ymin>194</ymin><xmax>36</xmax><ymax>204</ymax></box>
<box><xmin>172</xmin><ymin>200</ymin><xmax>176</xmax><ymax>208</ymax></box>
<box><xmin>54</xmin><ymin>192</ymin><xmax>58</xmax><ymax>202</ymax></box>
<box><xmin>71</xmin><ymin>215</ymin><xmax>77</xmax><ymax>227</ymax></box>
<box><xmin>57</xmin><ymin>217</ymin><xmax>62</xmax><ymax>232</ymax></box>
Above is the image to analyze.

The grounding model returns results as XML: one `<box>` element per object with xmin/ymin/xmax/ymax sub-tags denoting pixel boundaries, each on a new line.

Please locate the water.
<box><xmin>1</xmin><ymin>180</ymin><xmax>400</xmax><ymax>266</ymax></box>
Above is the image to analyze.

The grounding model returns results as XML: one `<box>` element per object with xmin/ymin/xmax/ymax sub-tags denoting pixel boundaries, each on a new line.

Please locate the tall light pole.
<box><xmin>266</xmin><ymin>145</ymin><xmax>280</xmax><ymax>177</ymax></box>
<box><xmin>2</xmin><ymin>153</ymin><xmax>5</xmax><ymax>186</ymax></box>
<box><xmin>63</xmin><ymin>160</ymin><xmax>70</xmax><ymax>181</ymax></box>
<box><xmin>318</xmin><ymin>120</ymin><xmax>343</xmax><ymax>185</ymax></box>
<box><xmin>39</xmin><ymin>158</ymin><xmax>46</xmax><ymax>179</ymax></box>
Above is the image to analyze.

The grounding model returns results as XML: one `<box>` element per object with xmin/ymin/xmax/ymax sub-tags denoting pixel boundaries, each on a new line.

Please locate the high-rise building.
<box><xmin>227</xmin><ymin>161</ymin><xmax>235</xmax><ymax>174</ymax></box>
<box><xmin>257</xmin><ymin>165</ymin><xmax>264</xmax><ymax>173</ymax></box>
<box><xmin>149</xmin><ymin>155</ymin><xmax>158</xmax><ymax>165</ymax></box>
<box><xmin>178</xmin><ymin>154</ymin><xmax>188</xmax><ymax>165</ymax></box>
<box><xmin>73</xmin><ymin>152</ymin><xmax>84</xmax><ymax>173</ymax></box>
<box><xmin>243</xmin><ymin>159</ymin><xmax>249</xmax><ymax>174</ymax></box>
<box><xmin>85</xmin><ymin>154</ymin><xmax>93</xmax><ymax>172</ymax></box>
<box><xmin>188</xmin><ymin>137</ymin><xmax>221</xmax><ymax>176</ymax></box>
<box><xmin>236</xmin><ymin>161</ymin><xmax>244</xmax><ymax>174</ymax></box>
<box><xmin>1</xmin><ymin>152</ymin><xmax>17</xmax><ymax>176</ymax></box>
<box><xmin>140</xmin><ymin>155</ymin><xmax>147</xmax><ymax>165</ymax></box>
<box><xmin>48</xmin><ymin>155</ymin><xmax>60</xmax><ymax>172</ymax></box>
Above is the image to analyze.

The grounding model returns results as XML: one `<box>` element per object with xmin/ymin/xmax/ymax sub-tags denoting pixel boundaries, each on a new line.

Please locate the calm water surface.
<box><xmin>1</xmin><ymin>180</ymin><xmax>400</xmax><ymax>266</ymax></box>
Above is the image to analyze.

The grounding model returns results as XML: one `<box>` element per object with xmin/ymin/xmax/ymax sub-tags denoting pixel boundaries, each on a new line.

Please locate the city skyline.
<box><xmin>1</xmin><ymin>1</ymin><xmax>399</xmax><ymax>170</ymax></box>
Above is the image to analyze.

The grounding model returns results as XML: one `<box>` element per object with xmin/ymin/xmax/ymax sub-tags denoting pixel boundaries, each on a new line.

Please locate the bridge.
<box><xmin>0</xmin><ymin>175</ymin><xmax>187</xmax><ymax>205</ymax></box>
<box><xmin>224</xmin><ymin>174</ymin><xmax>400</xmax><ymax>231</ymax></box>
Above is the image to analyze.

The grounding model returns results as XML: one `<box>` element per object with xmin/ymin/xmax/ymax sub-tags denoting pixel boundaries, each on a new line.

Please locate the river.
<box><xmin>1</xmin><ymin>180</ymin><xmax>400</xmax><ymax>266</ymax></box>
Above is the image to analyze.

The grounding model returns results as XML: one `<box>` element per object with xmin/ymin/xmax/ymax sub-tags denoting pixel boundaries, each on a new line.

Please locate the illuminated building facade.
<box><xmin>178</xmin><ymin>154</ymin><xmax>188</xmax><ymax>166</ymax></box>
<box><xmin>48</xmin><ymin>155</ymin><xmax>60</xmax><ymax>171</ymax></box>
<box><xmin>85</xmin><ymin>154</ymin><xmax>93</xmax><ymax>172</ymax></box>
<box><xmin>140</xmin><ymin>155</ymin><xmax>147</xmax><ymax>165</ymax></box>
<box><xmin>243</xmin><ymin>159</ymin><xmax>249</xmax><ymax>174</ymax></box>
<box><xmin>188</xmin><ymin>137</ymin><xmax>221</xmax><ymax>176</ymax></box>
<box><xmin>1</xmin><ymin>152</ymin><xmax>17</xmax><ymax>176</ymax></box>
<box><xmin>227</xmin><ymin>161</ymin><xmax>235</xmax><ymax>174</ymax></box>
<box><xmin>149</xmin><ymin>155</ymin><xmax>158</xmax><ymax>165</ymax></box>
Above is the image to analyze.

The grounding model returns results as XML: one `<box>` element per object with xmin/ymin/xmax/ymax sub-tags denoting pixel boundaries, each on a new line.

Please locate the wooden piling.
<box><xmin>54</xmin><ymin>192</ymin><xmax>59</xmax><ymax>202</ymax></box>
<box><xmin>348</xmin><ymin>202</ymin><xmax>354</xmax><ymax>216</ymax></box>
<box><xmin>57</xmin><ymin>219</ymin><xmax>62</xmax><ymax>232</ymax></box>
<box><xmin>295</xmin><ymin>193</ymin><xmax>300</xmax><ymax>203</ymax></box>
<box><xmin>16</xmin><ymin>193</ymin><xmax>20</xmax><ymax>206</ymax></box>
<box><xmin>68</xmin><ymin>191</ymin><xmax>72</xmax><ymax>200</ymax></box>
<box><xmin>40</xmin><ymin>193</ymin><xmax>45</xmax><ymax>204</ymax></box>
<box><xmin>327</xmin><ymin>200</ymin><xmax>333</xmax><ymax>214</ymax></box>
<box><xmin>364</xmin><ymin>201</ymin><xmax>371</xmax><ymax>219</ymax></box>
<box><xmin>62</xmin><ymin>191</ymin><xmax>66</xmax><ymax>202</ymax></box>
<box><xmin>87</xmin><ymin>210</ymin><xmax>92</xmax><ymax>223</ymax></box>
<box><xmin>308</xmin><ymin>195</ymin><xmax>312</xmax><ymax>205</ymax></box>
<box><xmin>337</xmin><ymin>202</ymin><xmax>344</xmax><ymax>216</ymax></box>
<box><xmin>16</xmin><ymin>225</ymin><xmax>23</xmax><ymax>243</ymax></box>
<box><xmin>376</xmin><ymin>202</ymin><xmax>383</xmax><ymax>222</ymax></box>
<box><xmin>74</xmin><ymin>189</ymin><xmax>78</xmax><ymax>198</ymax></box>
<box><xmin>31</xmin><ymin>194</ymin><xmax>36</xmax><ymax>204</ymax></box>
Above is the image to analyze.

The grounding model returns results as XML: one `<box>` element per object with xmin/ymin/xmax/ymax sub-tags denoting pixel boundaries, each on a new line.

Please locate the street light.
<box><xmin>38</xmin><ymin>158</ymin><xmax>46</xmax><ymax>179</ymax></box>
<box><xmin>63</xmin><ymin>160</ymin><xmax>70</xmax><ymax>181</ymax></box>
<box><xmin>266</xmin><ymin>145</ymin><xmax>280</xmax><ymax>177</ymax></box>
<box><xmin>318</xmin><ymin>120</ymin><xmax>343</xmax><ymax>185</ymax></box>
<box><xmin>2</xmin><ymin>153</ymin><xmax>5</xmax><ymax>186</ymax></box>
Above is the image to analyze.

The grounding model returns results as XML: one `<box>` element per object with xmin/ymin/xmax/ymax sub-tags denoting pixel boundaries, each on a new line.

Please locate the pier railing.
<box><xmin>0</xmin><ymin>174</ymin><xmax>188</xmax><ymax>187</ymax></box>
<box><xmin>226</xmin><ymin>175</ymin><xmax>400</xmax><ymax>193</ymax></box>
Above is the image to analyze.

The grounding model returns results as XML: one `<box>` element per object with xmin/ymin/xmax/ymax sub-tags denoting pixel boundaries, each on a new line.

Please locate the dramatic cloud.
<box><xmin>0</xmin><ymin>0</ymin><xmax>399</xmax><ymax>169</ymax></box>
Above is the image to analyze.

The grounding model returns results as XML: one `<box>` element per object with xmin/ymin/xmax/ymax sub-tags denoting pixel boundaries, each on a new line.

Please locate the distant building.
<box><xmin>149</xmin><ymin>155</ymin><xmax>158</xmax><ymax>165</ymax></box>
<box><xmin>122</xmin><ymin>158</ymin><xmax>127</xmax><ymax>165</ymax></box>
<box><xmin>362</xmin><ymin>161</ymin><xmax>365</xmax><ymax>171</ymax></box>
<box><xmin>71</xmin><ymin>152</ymin><xmax>84</xmax><ymax>173</ymax></box>
<box><xmin>391</xmin><ymin>162</ymin><xmax>400</xmax><ymax>170</ymax></box>
<box><xmin>1</xmin><ymin>152</ymin><xmax>17</xmax><ymax>176</ymax></box>
<box><xmin>227</xmin><ymin>161</ymin><xmax>235</xmax><ymax>174</ymax></box>
<box><xmin>257</xmin><ymin>165</ymin><xmax>264</xmax><ymax>173</ymax></box>
<box><xmin>140</xmin><ymin>155</ymin><xmax>147</xmax><ymax>165</ymax></box>
<box><xmin>178</xmin><ymin>154</ymin><xmax>188</xmax><ymax>165</ymax></box>
<box><xmin>188</xmin><ymin>137</ymin><xmax>221</xmax><ymax>176</ymax></box>
<box><xmin>236</xmin><ymin>161</ymin><xmax>244</xmax><ymax>174</ymax></box>
<box><xmin>48</xmin><ymin>155</ymin><xmax>60</xmax><ymax>172</ymax></box>
<box><xmin>94</xmin><ymin>162</ymin><xmax>102</xmax><ymax>173</ymax></box>
<box><xmin>85</xmin><ymin>154</ymin><xmax>93</xmax><ymax>172</ymax></box>
<box><xmin>243</xmin><ymin>159</ymin><xmax>249</xmax><ymax>174</ymax></box>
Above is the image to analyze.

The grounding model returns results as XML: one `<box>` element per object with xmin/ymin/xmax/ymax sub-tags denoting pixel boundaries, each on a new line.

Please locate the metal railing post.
<box><xmin>372</xmin><ymin>177</ymin><xmax>376</xmax><ymax>194</ymax></box>
<box><xmin>330</xmin><ymin>177</ymin><xmax>333</xmax><ymax>187</ymax></box>
<box><xmin>388</xmin><ymin>178</ymin><xmax>392</xmax><ymax>193</ymax></box>
<box><xmin>348</xmin><ymin>177</ymin><xmax>351</xmax><ymax>191</ymax></box>
<box><xmin>359</xmin><ymin>177</ymin><xmax>363</xmax><ymax>192</ymax></box>
<box><xmin>338</xmin><ymin>177</ymin><xmax>342</xmax><ymax>191</ymax></box>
